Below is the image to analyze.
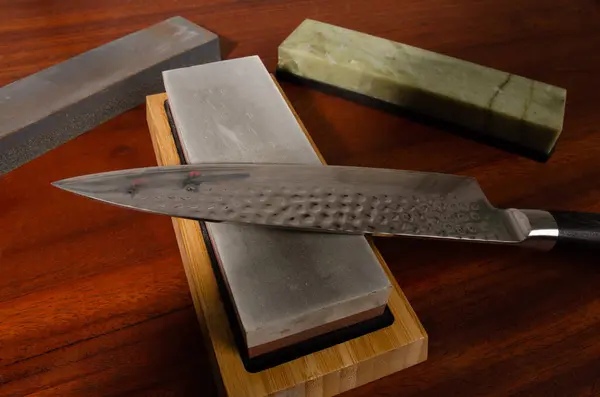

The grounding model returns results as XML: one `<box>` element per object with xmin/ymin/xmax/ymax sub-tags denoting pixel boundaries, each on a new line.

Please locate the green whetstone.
<box><xmin>277</xmin><ymin>19</ymin><xmax>567</xmax><ymax>161</ymax></box>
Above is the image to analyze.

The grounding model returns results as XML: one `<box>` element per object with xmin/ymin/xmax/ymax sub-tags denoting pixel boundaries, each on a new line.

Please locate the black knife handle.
<box><xmin>550</xmin><ymin>210</ymin><xmax>600</xmax><ymax>249</ymax></box>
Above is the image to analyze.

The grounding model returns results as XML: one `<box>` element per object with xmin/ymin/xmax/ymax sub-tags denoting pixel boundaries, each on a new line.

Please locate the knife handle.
<box><xmin>549</xmin><ymin>210</ymin><xmax>600</xmax><ymax>249</ymax></box>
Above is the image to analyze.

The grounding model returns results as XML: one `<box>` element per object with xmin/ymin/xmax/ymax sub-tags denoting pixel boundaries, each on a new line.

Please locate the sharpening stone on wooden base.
<box><xmin>276</xmin><ymin>19</ymin><xmax>567</xmax><ymax>162</ymax></box>
<box><xmin>145</xmin><ymin>78</ymin><xmax>428</xmax><ymax>396</ymax></box>
<box><xmin>0</xmin><ymin>16</ymin><xmax>221</xmax><ymax>176</ymax></box>
<box><xmin>161</xmin><ymin>55</ymin><xmax>393</xmax><ymax>358</ymax></box>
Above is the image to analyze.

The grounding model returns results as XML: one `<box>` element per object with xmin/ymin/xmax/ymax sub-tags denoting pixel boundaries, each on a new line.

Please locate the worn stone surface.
<box><xmin>163</xmin><ymin>55</ymin><xmax>392</xmax><ymax>352</ymax></box>
<box><xmin>0</xmin><ymin>16</ymin><xmax>220</xmax><ymax>175</ymax></box>
<box><xmin>278</xmin><ymin>19</ymin><xmax>567</xmax><ymax>157</ymax></box>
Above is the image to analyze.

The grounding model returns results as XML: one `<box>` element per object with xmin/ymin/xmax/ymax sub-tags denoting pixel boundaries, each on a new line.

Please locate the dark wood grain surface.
<box><xmin>1</xmin><ymin>1</ymin><xmax>599</xmax><ymax>396</ymax></box>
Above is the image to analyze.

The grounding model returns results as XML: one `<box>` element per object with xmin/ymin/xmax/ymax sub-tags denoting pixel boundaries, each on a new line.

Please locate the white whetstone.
<box><xmin>162</xmin><ymin>55</ymin><xmax>392</xmax><ymax>356</ymax></box>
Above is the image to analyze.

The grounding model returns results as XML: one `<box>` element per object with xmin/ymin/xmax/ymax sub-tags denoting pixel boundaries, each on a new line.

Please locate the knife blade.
<box><xmin>51</xmin><ymin>163</ymin><xmax>600</xmax><ymax>250</ymax></box>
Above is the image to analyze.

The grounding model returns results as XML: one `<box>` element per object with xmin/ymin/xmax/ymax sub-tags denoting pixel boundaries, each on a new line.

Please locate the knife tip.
<box><xmin>50</xmin><ymin>177</ymin><xmax>82</xmax><ymax>193</ymax></box>
<box><xmin>51</xmin><ymin>179</ymin><xmax>68</xmax><ymax>190</ymax></box>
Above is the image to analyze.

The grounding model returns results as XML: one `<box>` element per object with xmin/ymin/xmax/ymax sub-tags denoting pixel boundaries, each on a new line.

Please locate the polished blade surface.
<box><xmin>53</xmin><ymin>163</ymin><xmax>526</xmax><ymax>243</ymax></box>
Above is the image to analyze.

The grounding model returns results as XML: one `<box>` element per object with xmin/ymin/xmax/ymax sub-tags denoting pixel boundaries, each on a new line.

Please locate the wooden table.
<box><xmin>1</xmin><ymin>1</ymin><xmax>599</xmax><ymax>396</ymax></box>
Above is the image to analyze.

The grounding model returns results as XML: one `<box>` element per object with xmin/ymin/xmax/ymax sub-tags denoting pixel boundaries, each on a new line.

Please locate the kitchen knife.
<box><xmin>52</xmin><ymin>163</ymin><xmax>600</xmax><ymax>250</ymax></box>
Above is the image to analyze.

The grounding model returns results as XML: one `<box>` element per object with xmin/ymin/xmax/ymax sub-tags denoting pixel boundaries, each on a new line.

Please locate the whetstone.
<box><xmin>145</xmin><ymin>86</ymin><xmax>427</xmax><ymax>396</ymax></box>
<box><xmin>162</xmin><ymin>55</ymin><xmax>392</xmax><ymax>358</ymax></box>
<box><xmin>277</xmin><ymin>19</ymin><xmax>567</xmax><ymax>161</ymax></box>
<box><xmin>0</xmin><ymin>16</ymin><xmax>221</xmax><ymax>176</ymax></box>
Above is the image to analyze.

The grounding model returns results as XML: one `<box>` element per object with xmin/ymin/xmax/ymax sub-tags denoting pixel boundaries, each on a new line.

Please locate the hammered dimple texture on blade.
<box><xmin>153</xmin><ymin>181</ymin><xmax>507</xmax><ymax>241</ymax></box>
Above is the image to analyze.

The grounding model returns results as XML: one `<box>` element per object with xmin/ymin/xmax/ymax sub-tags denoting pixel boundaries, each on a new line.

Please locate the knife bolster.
<box><xmin>512</xmin><ymin>209</ymin><xmax>558</xmax><ymax>250</ymax></box>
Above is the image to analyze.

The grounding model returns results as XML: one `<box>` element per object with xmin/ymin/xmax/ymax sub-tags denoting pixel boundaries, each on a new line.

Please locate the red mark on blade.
<box><xmin>132</xmin><ymin>178</ymin><xmax>147</xmax><ymax>185</ymax></box>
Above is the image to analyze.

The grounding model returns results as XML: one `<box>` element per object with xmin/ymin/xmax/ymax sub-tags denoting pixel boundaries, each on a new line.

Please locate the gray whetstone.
<box><xmin>162</xmin><ymin>55</ymin><xmax>392</xmax><ymax>351</ymax></box>
<box><xmin>0</xmin><ymin>16</ymin><xmax>221</xmax><ymax>175</ymax></box>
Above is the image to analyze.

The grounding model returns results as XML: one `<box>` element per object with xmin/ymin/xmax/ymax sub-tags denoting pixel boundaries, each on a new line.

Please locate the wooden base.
<box><xmin>144</xmin><ymin>76</ymin><xmax>428</xmax><ymax>396</ymax></box>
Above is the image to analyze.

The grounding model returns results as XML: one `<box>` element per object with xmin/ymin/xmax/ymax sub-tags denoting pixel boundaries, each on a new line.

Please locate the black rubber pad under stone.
<box><xmin>163</xmin><ymin>99</ymin><xmax>395</xmax><ymax>373</ymax></box>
